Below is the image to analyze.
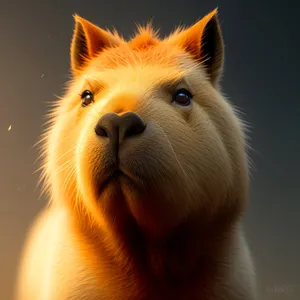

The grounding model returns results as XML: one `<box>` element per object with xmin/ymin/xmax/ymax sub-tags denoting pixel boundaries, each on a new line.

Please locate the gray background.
<box><xmin>1</xmin><ymin>0</ymin><xmax>299</xmax><ymax>299</ymax></box>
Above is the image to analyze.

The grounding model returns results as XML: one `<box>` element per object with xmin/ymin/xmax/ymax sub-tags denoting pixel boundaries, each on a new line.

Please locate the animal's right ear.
<box><xmin>70</xmin><ymin>15</ymin><xmax>121</xmax><ymax>74</ymax></box>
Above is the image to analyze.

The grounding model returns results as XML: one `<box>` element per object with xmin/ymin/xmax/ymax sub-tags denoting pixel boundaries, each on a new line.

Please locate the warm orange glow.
<box><xmin>15</xmin><ymin>8</ymin><xmax>257</xmax><ymax>300</ymax></box>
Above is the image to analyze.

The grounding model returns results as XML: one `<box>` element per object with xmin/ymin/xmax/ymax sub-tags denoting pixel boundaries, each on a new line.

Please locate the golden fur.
<box><xmin>15</xmin><ymin>8</ymin><xmax>257</xmax><ymax>300</ymax></box>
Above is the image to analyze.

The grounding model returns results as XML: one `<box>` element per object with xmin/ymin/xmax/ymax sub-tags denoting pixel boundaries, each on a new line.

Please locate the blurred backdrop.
<box><xmin>1</xmin><ymin>0</ymin><xmax>299</xmax><ymax>299</ymax></box>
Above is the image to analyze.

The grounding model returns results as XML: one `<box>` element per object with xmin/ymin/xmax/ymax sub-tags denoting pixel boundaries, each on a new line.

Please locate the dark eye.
<box><xmin>81</xmin><ymin>90</ymin><xmax>94</xmax><ymax>107</ymax></box>
<box><xmin>173</xmin><ymin>88</ymin><xmax>193</xmax><ymax>106</ymax></box>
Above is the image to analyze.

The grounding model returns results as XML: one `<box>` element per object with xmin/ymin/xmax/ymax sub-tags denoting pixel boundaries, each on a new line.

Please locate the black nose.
<box><xmin>95</xmin><ymin>112</ymin><xmax>146</xmax><ymax>146</ymax></box>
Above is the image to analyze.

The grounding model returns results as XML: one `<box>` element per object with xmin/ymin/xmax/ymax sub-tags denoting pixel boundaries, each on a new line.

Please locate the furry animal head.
<box><xmin>40</xmin><ymin>9</ymin><xmax>249</xmax><ymax>238</ymax></box>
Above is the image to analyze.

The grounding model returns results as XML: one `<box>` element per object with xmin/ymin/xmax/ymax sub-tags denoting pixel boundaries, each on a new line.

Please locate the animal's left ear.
<box><xmin>169</xmin><ymin>9</ymin><xmax>224</xmax><ymax>86</ymax></box>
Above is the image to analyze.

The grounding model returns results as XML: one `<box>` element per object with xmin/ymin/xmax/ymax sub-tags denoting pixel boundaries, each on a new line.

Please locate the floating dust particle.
<box><xmin>8</xmin><ymin>125</ymin><xmax>12</xmax><ymax>131</ymax></box>
<box><xmin>41</xmin><ymin>73</ymin><xmax>45</xmax><ymax>78</ymax></box>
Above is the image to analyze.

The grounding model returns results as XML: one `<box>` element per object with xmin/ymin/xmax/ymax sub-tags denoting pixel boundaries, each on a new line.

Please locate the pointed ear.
<box><xmin>169</xmin><ymin>9</ymin><xmax>224</xmax><ymax>86</ymax></box>
<box><xmin>70</xmin><ymin>15</ymin><xmax>121</xmax><ymax>74</ymax></box>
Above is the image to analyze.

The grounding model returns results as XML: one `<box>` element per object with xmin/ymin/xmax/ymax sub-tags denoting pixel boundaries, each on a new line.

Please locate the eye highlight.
<box><xmin>81</xmin><ymin>90</ymin><xmax>94</xmax><ymax>107</ymax></box>
<box><xmin>173</xmin><ymin>88</ymin><xmax>193</xmax><ymax>106</ymax></box>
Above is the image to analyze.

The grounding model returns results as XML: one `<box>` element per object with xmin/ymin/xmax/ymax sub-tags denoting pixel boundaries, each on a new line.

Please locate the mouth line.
<box><xmin>110</xmin><ymin>169</ymin><xmax>123</xmax><ymax>179</ymax></box>
<box><xmin>98</xmin><ymin>169</ymin><xmax>124</xmax><ymax>194</ymax></box>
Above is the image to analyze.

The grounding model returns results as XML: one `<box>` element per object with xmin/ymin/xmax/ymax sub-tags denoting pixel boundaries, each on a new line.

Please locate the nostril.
<box><xmin>124</xmin><ymin>121</ymin><xmax>146</xmax><ymax>138</ymax></box>
<box><xmin>121</xmin><ymin>112</ymin><xmax>146</xmax><ymax>140</ymax></box>
<box><xmin>95</xmin><ymin>112</ymin><xmax>119</xmax><ymax>138</ymax></box>
<box><xmin>95</xmin><ymin>125</ymin><xmax>109</xmax><ymax>137</ymax></box>
<box><xmin>95</xmin><ymin>112</ymin><xmax>146</xmax><ymax>142</ymax></box>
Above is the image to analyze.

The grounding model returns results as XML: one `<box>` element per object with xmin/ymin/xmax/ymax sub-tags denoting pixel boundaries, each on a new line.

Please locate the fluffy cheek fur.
<box><xmin>46</xmin><ymin>108</ymin><xmax>82</xmax><ymax>205</ymax></box>
<box><xmin>68</xmin><ymin>86</ymin><xmax>238</xmax><ymax>235</ymax></box>
<box><xmin>45</xmin><ymin>61</ymin><xmax>247</xmax><ymax>236</ymax></box>
<box><xmin>136</xmin><ymin>97</ymin><xmax>235</xmax><ymax>218</ymax></box>
<box><xmin>75</xmin><ymin>104</ymin><xmax>194</xmax><ymax>233</ymax></box>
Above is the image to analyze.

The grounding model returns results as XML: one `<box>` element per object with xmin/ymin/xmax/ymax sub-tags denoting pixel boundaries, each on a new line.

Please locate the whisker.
<box><xmin>33</xmin><ymin>132</ymin><xmax>75</xmax><ymax>168</ymax></box>
<box><xmin>55</xmin><ymin>146</ymin><xmax>77</xmax><ymax>164</ymax></box>
<box><xmin>56</xmin><ymin>158</ymin><xmax>75</xmax><ymax>175</ymax></box>
<box><xmin>32</xmin><ymin>135</ymin><xmax>49</xmax><ymax>150</ymax></box>
<box><xmin>35</xmin><ymin>167</ymin><xmax>48</xmax><ymax>193</ymax></box>
<box><xmin>32</xmin><ymin>164</ymin><xmax>46</xmax><ymax>176</ymax></box>
<box><xmin>62</xmin><ymin>165</ymin><xmax>77</xmax><ymax>193</ymax></box>
<box><xmin>157</xmin><ymin>125</ymin><xmax>190</xmax><ymax>184</ymax></box>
